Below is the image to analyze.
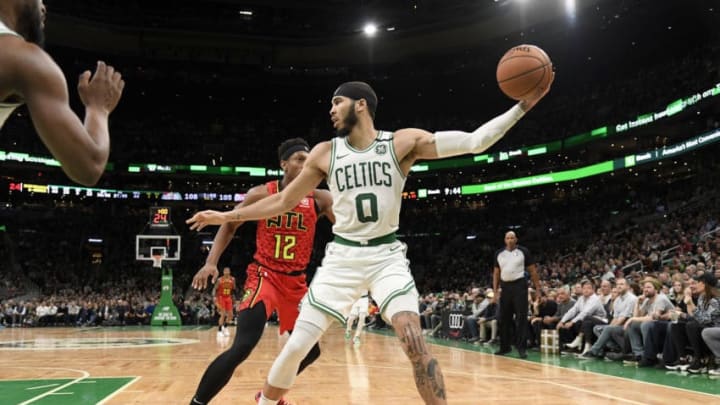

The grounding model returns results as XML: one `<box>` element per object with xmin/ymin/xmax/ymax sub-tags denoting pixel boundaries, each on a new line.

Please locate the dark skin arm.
<box><xmin>1</xmin><ymin>36</ymin><xmax>124</xmax><ymax>186</ymax></box>
<box><xmin>493</xmin><ymin>266</ymin><xmax>500</xmax><ymax>296</ymax></box>
<box><xmin>191</xmin><ymin>185</ymin><xmax>269</xmax><ymax>290</ymax></box>
<box><xmin>191</xmin><ymin>185</ymin><xmax>334</xmax><ymax>289</ymax></box>
<box><xmin>313</xmin><ymin>189</ymin><xmax>336</xmax><ymax>224</ymax></box>
<box><xmin>527</xmin><ymin>263</ymin><xmax>541</xmax><ymax>294</ymax></box>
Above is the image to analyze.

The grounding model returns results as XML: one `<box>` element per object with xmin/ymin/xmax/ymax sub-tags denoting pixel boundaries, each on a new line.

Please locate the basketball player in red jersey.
<box><xmin>189</xmin><ymin>138</ymin><xmax>334</xmax><ymax>405</ymax></box>
<box><xmin>214</xmin><ymin>267</ymin><xmax>235</xmax><ymax>337</ymax></box>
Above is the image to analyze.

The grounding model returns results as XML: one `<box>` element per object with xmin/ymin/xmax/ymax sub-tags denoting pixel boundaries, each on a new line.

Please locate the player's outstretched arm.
<box><xmin>191</xmin><ymin>186</ymin><xmax>268</xmax><ymax>290</ymax></box>
<box><xmin>187</xmin><ymin>143</ymin><xmax>330</xmax><ymax>231</ymax></box>
<box><xmin>400</xmin><ymin>72</ymin><xmax>554</xmax><ymax>163</ymax></box>
<box><xmin>11</xmin><ymin>42</ymin><xmax>124</xmax><ymax>186</ymax></box>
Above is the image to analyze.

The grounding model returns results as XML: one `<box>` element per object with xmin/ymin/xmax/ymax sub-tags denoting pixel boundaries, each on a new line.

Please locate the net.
<box><xmin>151</xmin><ymin>254</ymin><xmax>163</xmax><ymax>268</ymax></box>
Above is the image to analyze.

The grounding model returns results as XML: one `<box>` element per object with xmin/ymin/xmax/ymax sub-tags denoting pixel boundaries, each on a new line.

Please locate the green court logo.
<box><xmin>0</xmin><ymin>337</ymin><xmax>198</xmax><ymax>350</ymax></box>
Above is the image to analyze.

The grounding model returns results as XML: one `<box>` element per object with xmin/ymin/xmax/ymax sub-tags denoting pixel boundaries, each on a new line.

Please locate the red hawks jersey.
<box><xmin>254</xmin><ymin>180</ymin><xmax>318</xmax><ymax>273</ymax></box>
<box><xmin>216</xmin><ymin>276</ymin><xmax>235</xmax><ymax>297</ymax></box>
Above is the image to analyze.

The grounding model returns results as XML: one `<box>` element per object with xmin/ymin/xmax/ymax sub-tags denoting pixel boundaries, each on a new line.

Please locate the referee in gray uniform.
<box><xmin>493</xmin><ymin>231</ymin><xmax>541</xmax><ymax>358</ymax></box>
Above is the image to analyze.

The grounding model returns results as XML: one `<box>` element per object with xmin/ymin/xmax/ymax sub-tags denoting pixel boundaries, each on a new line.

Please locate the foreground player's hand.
<box><xmin>192</xmin><ymin>264</ymin><xmax>219</xmax><ymax>290</ymax></box>
<box><xmin>186</xmin><ymin>210</ymin><xmax>226</xmax><ymax>231</ymax></box>
<box><xmin>519</xmin><ymin>71</ymin><xmax>554</xmax><ymax>112</ymax></box>
<box><xmin>78</xmin><ymin>61</ymin><xmax>125</xmax><ymax>115</ymax></box>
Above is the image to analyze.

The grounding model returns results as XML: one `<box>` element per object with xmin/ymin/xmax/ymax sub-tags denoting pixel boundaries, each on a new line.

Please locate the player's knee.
<box><xmin>390</xmin><ymin>310</ymin><xmax>420</xmax><ymax>329</ymax></box>
<box><xmin>228</xmin><ymin>331</ymin><xmax>262</xmax><ymax>362</ymax></box>
<box><xmin>284</xmin><ymin>336</ymin><xmax>311</xmax><ymax>361</ymax></box>
<box><xmin>231</xmin><ymin>340</ymin><xmax>255</xmax><ymax>358</ymax></box>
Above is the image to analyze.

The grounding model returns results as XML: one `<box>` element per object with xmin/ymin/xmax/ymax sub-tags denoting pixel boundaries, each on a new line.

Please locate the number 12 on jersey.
<box><xmin>273</xmin><ymin>234</ymin><xmax>297</xmax><ymax>260</ymax></box>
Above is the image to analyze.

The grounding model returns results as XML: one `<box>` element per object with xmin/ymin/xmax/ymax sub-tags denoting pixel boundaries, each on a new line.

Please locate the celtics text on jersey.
<box><xmin>327</xmin><ymin>131</ymin><xmax>406</xmax><ymax>243</ymax></box>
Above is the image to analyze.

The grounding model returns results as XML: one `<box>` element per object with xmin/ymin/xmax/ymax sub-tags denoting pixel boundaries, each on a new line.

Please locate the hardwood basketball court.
<box><xmin>1</xmin><ymin>325</ymin><xmax>717</xmax><ymax>404</ymax></box>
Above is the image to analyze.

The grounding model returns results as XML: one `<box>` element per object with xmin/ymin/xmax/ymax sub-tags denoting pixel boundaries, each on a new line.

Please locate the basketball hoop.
<box><xmin>152</xmin><ymin>254</ymin><xmax>163</xmax><ymax>269</ymax></box>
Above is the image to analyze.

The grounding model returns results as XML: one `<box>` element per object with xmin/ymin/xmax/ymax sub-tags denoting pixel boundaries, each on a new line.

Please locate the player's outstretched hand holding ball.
<box><xmin>496</xmin><ymin>44</ymin><xmax>554</xmax><ymax>111</ymax></box>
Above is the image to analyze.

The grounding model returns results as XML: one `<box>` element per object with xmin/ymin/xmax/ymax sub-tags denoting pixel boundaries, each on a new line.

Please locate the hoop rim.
<box><xmin>151</xmin><ymin>254</ymin><xmax>163</xmax><ymax>267</ymax></box>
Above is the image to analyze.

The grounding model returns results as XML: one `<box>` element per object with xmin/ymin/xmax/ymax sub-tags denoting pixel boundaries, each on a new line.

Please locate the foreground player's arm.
<box><xmin>9</xmin><ymin>41</ymin><xmax>124</xmax><ymax>186</ymax></box>
<box><xmin>395</xmin><ymin>73</ymin><xmax>553</xmax><ymax>168</ymax></box>
<box><xmin>314</xmin><ymin>189</ymin><xmax>336</xmax><ymax>224</ymax></box>
<box><xmin>187</xmin><ymin>142</ymin><xmax>330</xmax><ymax>230</ymax></box>
<box><xmin>191</xmin><ymin>186</ymin><xmax>269</xmax><ymax>289</ymax></box>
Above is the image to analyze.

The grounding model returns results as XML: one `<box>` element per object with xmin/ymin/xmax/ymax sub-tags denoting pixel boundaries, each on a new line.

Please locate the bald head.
<box><xmin>504</xmin><ymin>231</ymin><xmax>518</xmax><ymax>250</ymax></box>
<box><xmin>0</xmin><ymin>0</ymin><xmax>46</xmax><ymax>46</ymax></box>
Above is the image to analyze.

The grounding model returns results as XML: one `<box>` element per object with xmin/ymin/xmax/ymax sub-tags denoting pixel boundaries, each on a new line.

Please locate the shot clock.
<box><xmin>149</xmin><ymin>206</ymin><xmax>171</xmax><ymax>228</ymax></box>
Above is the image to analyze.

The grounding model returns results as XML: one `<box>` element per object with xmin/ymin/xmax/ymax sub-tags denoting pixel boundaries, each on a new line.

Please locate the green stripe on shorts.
<box><xmin>307</xmin><ymin>289</ymin><xmax>347</xmax><ymax>326</ymax></box>
<box><xmin>379</xmin><ymin>280</ymin><xmax>416</xmax><ymax>315</ymax></box>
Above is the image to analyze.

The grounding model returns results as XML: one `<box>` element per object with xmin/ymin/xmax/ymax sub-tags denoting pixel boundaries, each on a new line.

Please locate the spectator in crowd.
<box><xmin>624</xmin><ymin>278</ymin><xmax>675</xmax><ymax>366</ymax></box>
<box><xmin>528</xmin><ymin>290</ymin><xmax>558</xmax><ymax>348</ymax></box>
<box><xmin>557</xmin><ymin>280</ymin><xmax>607</xmax><ymax>354</ymax></box>
<box><xmin>665</xmin><ymin>273</ymin><xmax>720</xmax><ymax>373</ymax></box>
<box><xmin>476</xmin><ymin>290</ymin><xmax>499</xmax><ymax>346</ymax></box>
<box><xmin>540</xmin><ymin>288</ymin><xmax>576</xmax><ymax>345</ymax></box>
<box><xmin>464</xmin><ymin>292</ymin><xmax>486</xmax><ymax>342</ymax></box>
<box><xmin>579</xmin><ymin>278</ymin><xmax>637</xmax><ymax>359</ymax></box>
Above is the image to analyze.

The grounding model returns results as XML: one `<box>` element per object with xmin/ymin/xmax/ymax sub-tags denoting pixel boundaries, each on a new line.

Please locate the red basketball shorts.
<box><xmin>237</xmin><ymin>262</ymin><xmax>307</xmax><ymax>334</ymax></box>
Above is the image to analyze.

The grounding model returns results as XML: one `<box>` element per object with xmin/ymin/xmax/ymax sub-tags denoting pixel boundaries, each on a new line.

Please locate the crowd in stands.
<box><xmin>1</xmin><ymin>32</ymin><xmax>718</xmax><ymax>172</ymax></box>
<box><xmin>0</xmin><ymin>282</ymin><xmax>219</xmax><ymax>328</ymax></box>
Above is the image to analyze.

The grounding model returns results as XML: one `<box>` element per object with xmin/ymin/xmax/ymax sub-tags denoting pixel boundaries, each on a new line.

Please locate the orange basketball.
<box><xmin>496</xmin><ymin>45</ymin><xmax>553</xmax><ymax>101</ymax></box>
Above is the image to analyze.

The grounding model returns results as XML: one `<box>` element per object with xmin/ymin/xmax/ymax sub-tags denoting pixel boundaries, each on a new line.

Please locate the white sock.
<box><xmin>257</xmin><ymin>392</ymin><xmax>278</xmax><ymax>405</ymax></box>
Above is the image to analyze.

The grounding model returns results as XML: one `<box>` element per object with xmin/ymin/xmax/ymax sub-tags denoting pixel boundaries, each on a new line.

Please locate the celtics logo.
<box><xmin>242</xmin><ymin>288</ymin><xmax>253</xmax><ymax>302</ymax></box>
<box><xmin>375</xmin><ymin>144</ymin><xmax>387</xmax><ymax>155</ymax></box>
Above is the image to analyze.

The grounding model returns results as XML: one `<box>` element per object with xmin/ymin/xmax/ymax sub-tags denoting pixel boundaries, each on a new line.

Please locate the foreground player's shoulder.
<box><xmin>394</xmin><ymin>127</ymin><xmax>432</xmax><ymax>137</ymax></box>
<box><xmin>306</xmin><ymin>140</ymin><xmax>333</xmax><ymax>173</ymax></box>
<box><xmin>309</xmin><ymin>140</ymin><xmax>332</xmax><ymax>159</ymax></box>
<box><xmin>1</xmin><ymin>38</ymin><xmax>62</xmax><ymax>90</ymax></box>
<box><xmin>393</xmin><ymin>128</ymin><xmax>437</xmax><ymax>162</ymax></box>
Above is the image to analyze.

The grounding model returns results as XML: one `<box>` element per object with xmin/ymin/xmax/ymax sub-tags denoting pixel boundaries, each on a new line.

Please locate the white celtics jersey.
<box><xmin>0</xmin><ymin>20</ymin><xmax>22</xmax><ymax>129</ymax></box>
<box><xmin>327</xmin><ymin>130</ymin><xmax>406</xmax><ymax>242</ymax></box>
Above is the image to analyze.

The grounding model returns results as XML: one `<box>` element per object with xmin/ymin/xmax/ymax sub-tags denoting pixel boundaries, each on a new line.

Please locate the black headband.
<box><xmin>333</xmin><ymin>81</ymin><xmax>378</xmax><ymax>116</ymax></box>
<box><xmin>280</xmin><ymin>144</ymin><xmax>309</xmax><ymax>161</ymax></box>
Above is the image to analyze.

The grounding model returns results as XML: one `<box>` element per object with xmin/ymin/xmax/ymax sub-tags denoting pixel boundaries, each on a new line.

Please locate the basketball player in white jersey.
<box><xmin>0</xmin><ymin>1</ymin><xmax>124</xmax><ymax>186</ymax></box>
<box><xmin>345</xmin><ymin>293</ymin><xmax>369</xmax><ymax>346</ymax></box>
<box><xmin>188</xmin><ymin>78</ymin><xmax>553</xmax><ymax>404</ymax></box>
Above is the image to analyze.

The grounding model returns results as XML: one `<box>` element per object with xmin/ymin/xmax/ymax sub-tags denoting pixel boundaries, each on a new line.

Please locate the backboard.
<box><xmin>136</xmin><ymin>235</ymin><xmax>181</xmax><ymax>261</ymax></box>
